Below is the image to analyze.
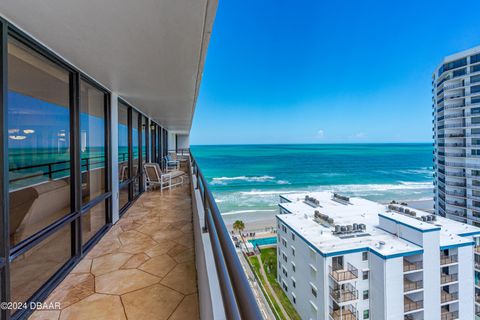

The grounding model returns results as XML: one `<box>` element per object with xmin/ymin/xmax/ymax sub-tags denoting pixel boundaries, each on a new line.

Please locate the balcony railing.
<box><xmin>330</xmin><ymin>283</ymin><xmax>358</xmax><ymax>303</ymax></box>
<box><xmin>329</xmin><ymin>305</ymin><xmax>358</xmax><ymax>320</ymax></box>
<box><xmin>440</xmin><ymin>254</ymin><xmax>458</xmax><ymax>265</ymax></box>
<box><xmin>404</xmin><ymin>296</ymin><xmax>424</xmax><ymax>312</ymax></box>
<box><xmin>441</xmin><ymin>291</ymin><xmax>459</xmax><ymax>303</ymax></box>
<box><xmin>441</xmin><ymin>310</ymin><xmax>459</xmax><ymax>320</ymax></box>
<box><xmin>329</xmin><ymin>262</ymin><xmax>358</xmax><ymax>282</ymax></box>
<box><xmin>403</xmin><ymin>259</ymin><xmax>423</xmax><ymax>272</ymax></box>
<box><xmin>441</xmin><ymin>273</ymin><xmax>458</xmax><ymax>284</ymax></box>
<box><xmin>190</xmin><ymin>152</ymin><xmax>262</xmax><ymax>320</ymax></box>
<box><xmin>404</xmin><ymin>279</ymin><xmax>423</xmax><ymax>292</ymax></box>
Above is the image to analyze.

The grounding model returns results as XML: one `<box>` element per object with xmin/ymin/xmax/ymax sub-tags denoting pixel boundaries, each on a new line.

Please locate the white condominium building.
<box><xmin>276</xmin><ymin>192</ymin><xmax>480</xmax><ymax>320</ymax></box>
<box><xmin>433</xmin><ymin>45</ymin><xmax>480</xmax><ymax>226</ymax></box>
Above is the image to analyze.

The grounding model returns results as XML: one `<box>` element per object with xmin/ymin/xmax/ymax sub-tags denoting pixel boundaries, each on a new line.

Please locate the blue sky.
<box><xmin>190</xmin><ymin>0</ymin><xmax>480</xmax><ymax>145</ymax></box>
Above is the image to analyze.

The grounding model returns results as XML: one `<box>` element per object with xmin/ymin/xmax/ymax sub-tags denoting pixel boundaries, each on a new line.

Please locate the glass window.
<box><xmin>363</xmin><ymin>271</ymin><xmax>369</xmax><ymax>280</ymax></box>
<box><xmin>80</xmin><ymin>80</ymin><xmax>106</xmax><ymax>204</ymax></box>
<box><xmin>363</xmin><ymin>310</ymin><xmax>369</xmax><ymax>319</ymax></box>
<box><xmin>472</xmin><ymin>53</ymin><xmax>480</xmax><ymax>64</ymax></box>
<box><xmin>132</xmin><ymin>110</ymin><xmax>140</xmax><ymax>197</ymax></box>
<box><xmin>151</xmin><ymin>124</ymin><xmax>157</xmax><ymax>163</ymax></box>
<box><xmin>8</xmin><ymin>37</ymin><xmax>72</xmax><ymax>246</ymax></box>
<box><xmin>118</xmin><ymin>102</ymin><xmax>129</xmax><ymax>183</ymax></box>
<box><xmin>142</xmin><ymin>116</ymin><xmax>147</xmax><ymax>164</ymax></box>
<box><xmin>10</xmin><ymin>224</ymin><xmax>71</xmax><ymax>310</ymax></box>
<box><xmin>119</xmin><ymin>184</ymin><xmax>129</xmax><ymax>209</ymax></box>
<box><xmin>472</xmin><ymin>96</ymin><xmax>480</xmax><ymax>105</ymax></box>
<box><xmin>453</xmin><ymin>68</ymin><xmax>466</xmax><ymax>78</ymax></box>
<box><xmin>362</xmin><ymin>252</ymin><xmax>368</xmax><ymax>261</ymax></box>
<box><xmin>363</xmin><ymin>290</ymin><xmax>369</xmax><ymax>300</ymax></box>
<box><xmin>82</xmin><ymin>201</ymin><xmax>107</xmax><ymax>244</ymax></box>
<box><xmin>471</xmin><ymin>75</ymin><xmax>480</xmax><ymax>84</ymax></box>
<box><xmin>472</xmin><ymin>85</ymin><xmax>480</xmax><ymax>94</ymax></box>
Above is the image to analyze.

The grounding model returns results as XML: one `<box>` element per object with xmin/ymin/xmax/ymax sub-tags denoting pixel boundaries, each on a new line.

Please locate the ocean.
<box><xmin>191</xmin><ymin>143</ymin><xmax>434</xmax><ymax>226</ymax></box>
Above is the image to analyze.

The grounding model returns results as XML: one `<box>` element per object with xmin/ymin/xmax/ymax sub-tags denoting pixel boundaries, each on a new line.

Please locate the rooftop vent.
<box><xmin>304</xmin><ymin>195</ymin><xmax>320</xmax><ymax>207</ymax></box>
<box><xmin>332</xmin><ymin>193</ymin><xmax>350</xmax><ymax>203</ymax></box>
<box><xmin>333</xmin><ymin>223</ymin><xmax>367</xmax><ymax>237</ymax></box>
<box><xmin>314</xmin><ymin>210</ymin><xmax>334</xmax><ymax>226</ymax></box>
<box><xmin>376</xmin><ymin>241</ymin><xmax>386</xmax><ymax>249</ymax></box>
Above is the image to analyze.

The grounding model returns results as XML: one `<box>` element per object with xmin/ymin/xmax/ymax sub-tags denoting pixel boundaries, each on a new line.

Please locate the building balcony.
<box><xmin>29</xmin><ymin>157</ymin><xmax>261</xmax><ymax>320</ymax></box>
<box><xmin>329</xmin><ymin>263</ymin><xmax>358</xmax><ymax>282</ymax></box>
<box><xmin>444</xmin><ymin>82</ymin><xmax>465</xmax><ymax>90</ymax></box>
<box><xmin>475</xmin><ymin>246</ymin><xmax>480</xmax><ymax>254</ymax></box>
<box><xmin>441</xmin><ymin>273</ymin><xmax>458</xmax><ymax>285</ymax></box>
<box><xmin>329</xmin><ymin>283</ymin><xmax>358</xmax><ymax>304</ymax></box>
<box><xmin>30</xmin><ymin>183</ymin><xmax>200</xmax><ymax>319</ymax></box>
<box><xmin>404</xmin><ymin>278</ymin><xmax>423</xmax><ymax>293</ymax></box>
<box><xmin>441</xmin><ymin>254</ymin><xmax>458</xmax><ymax>265</ymax></box>
<box><xmin>329</xmin><ymin>305</ymin><xmax>358</xmax><ymax>320</ymax></box>
<box><xmin>403</xmin><ymin>259</ymin><xmax>423</xmax><ymax>273</ymax></box>
<box><xmin>441</xmin><ymin>309</ymin><xmax>459</xmax><ymax>320</ymax></box>
<box><xmin>404</xmin><ymin>296</ymin><xmax>424</xmax><ymax>313</ymax></box>
<box><xmin>441</xmin><ymin>291</ymin><xmax>459</xmax><ymax>304</ymax></box>
<box><xmin>444</xmin><ymin>102</ymin><xmax>465</xmax><ymax>110</ymax></box>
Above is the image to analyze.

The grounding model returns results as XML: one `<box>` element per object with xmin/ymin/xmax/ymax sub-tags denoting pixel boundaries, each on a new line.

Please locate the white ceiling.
<box><xmin>0</xmin><ymin>0</ymin><xmax>218</xmax><ymax>133</ymax></box>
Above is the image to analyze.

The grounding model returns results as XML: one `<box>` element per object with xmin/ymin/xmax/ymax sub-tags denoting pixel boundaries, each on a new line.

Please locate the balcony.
<box><xmin>441</xmin><ymin>309</ymin><xmax>459</xmax><ymax>320</ymax></box>
<box><xmin>330</xmin><ymin>305</ymin><xmax>358</xmax><ymax>320</ymax></box>
<box><xmin>441</xmin><ymin>273</ymin><xmax>458</xmax><ymax>285</ymax></box>
<box><xmin>441</xmin><ymin>291</ymin><xmax>459</xmax><ymax>304</ymax></box>
<box><xmin>404</xmin><ymin>296</ymin><xmax>424</xmax><ymax>313</ymax></box>
<box><xmin>30</xmin><ymin>183</ymin><xmax>200</xmax><ymax>319</ymax></box>
<box><xmin>404</xmin><ymin>278</ymin><xmax>423</xmax><ymax>292</ymax></box>
<box><xmin>29</xmin><ymin>155</ymin><xmax>262</xmax><ymax>320</ymax></box>
<box><xmin>404</xmin><ymin>259</ymin><xmax>423</xmax><ymax>273</ymax></box>
<box><xmin>330</xmin><ymin>283</ymin><xmax>358</xmax><ymax>303</ymax></box>
<box><xmin>329</xmin><ymin>263</ymin><xmax>358</xmax><ymax>282</ymax></box>
<box><xmin>441</xmin><ymin>254</ymin><xmax>458</xmax><ymax>265</ymax></box>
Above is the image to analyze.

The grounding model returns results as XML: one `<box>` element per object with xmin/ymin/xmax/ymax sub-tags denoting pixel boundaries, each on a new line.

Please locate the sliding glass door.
<box><xmin>4</xmin><ymin>27</ymin><xmax>112</xmax><ymax>319</ymax></box>
<box><xmin>118</xmin><ymin>101</ymin><xmax>146</xmax><ymax>213</ymax></box>
<box><xmin>7</xmin><ymin>34</ymin><xmax>74</xmax><ymax>312</ymax></box>
<box><xmin>118</xmin><ymin>101</ymin><xmax>130</xmax><ymax>212</ymax></box>
<box><xmin>79</xmin><ymin>79</ymin><xmax>110</xmax><ymax>245</ymax></box>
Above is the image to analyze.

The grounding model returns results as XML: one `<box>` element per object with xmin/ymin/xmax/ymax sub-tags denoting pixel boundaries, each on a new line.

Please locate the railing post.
<box><xmin>203</xmin><ymin>195</ymin><xmax>208</xmax><ymax>233</ymax></box>
<box><xmin>47</xmin><ymin>163</ymin><xmax>53</xmax><ymax>180</ymax></box>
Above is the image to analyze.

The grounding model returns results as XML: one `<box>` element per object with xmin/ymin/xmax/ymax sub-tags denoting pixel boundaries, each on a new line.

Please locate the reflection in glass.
<box><xmin>8</xmin><ymin>37</ymin><xmax>71</xmax><ymax>246</ymax></box>
<box><xmin>10</xmin><ymin>224</ymin><xmax>71</xmax><ymax>310</ymax></box>
<box><xmin>132</xmin><ymin>111</ymin><xmax>140</xmax><ymax>197</ymax></box>
<box><xmin>82</xmin><ymin>201</ymin><xmax>106</xmax><ymax>244</ymax></box>
<box><xmin>118</xmin><ymin>102</ymin><xmax>129</xmax><ymax>183</ymax></box>
<box><xmin>119</xmin><ymin>184</ymin><xmax>129</xmax><ymax>209</ymax></box>
<box><xmin>142</xmin><ymin>116</ymin><xmax>147</xmax><ymax>164</ymax></box>
<box><xmin>80</xmin><ymin>81</ymin><xmax>106</xmax><ymax>204</ymax></box>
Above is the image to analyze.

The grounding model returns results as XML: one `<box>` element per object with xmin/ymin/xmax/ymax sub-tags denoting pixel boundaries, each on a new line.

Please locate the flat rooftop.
<box><xmin>278</xmin><ymin>192</ymin><xmax>480</xmax><ymax>258</ymax></box>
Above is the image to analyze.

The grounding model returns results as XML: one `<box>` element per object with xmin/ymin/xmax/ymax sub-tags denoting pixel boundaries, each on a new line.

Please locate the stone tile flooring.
<box><xmin>29</xmin><ymin>184</ymin><xmax>198</xmax><ymax>320</ymax></box>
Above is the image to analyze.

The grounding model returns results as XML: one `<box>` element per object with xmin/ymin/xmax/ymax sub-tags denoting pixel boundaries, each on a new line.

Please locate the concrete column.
<box><xmin>111</xmin><ymin>93</ymin><xmax>119</xmax><ymax>223</ymax></box>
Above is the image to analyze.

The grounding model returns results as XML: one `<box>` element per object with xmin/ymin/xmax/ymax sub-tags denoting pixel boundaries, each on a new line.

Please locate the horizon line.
<box><xmin>190</xmin><ymin>141</ymin><xmax>432</xmax><ymax>147</ymax></box>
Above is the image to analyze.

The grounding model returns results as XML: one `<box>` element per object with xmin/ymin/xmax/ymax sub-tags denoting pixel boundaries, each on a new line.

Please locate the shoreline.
<box><xmin>224</xmin><ymin>198</ymin><xmax>434</xmax><ymax>234</ymax></box>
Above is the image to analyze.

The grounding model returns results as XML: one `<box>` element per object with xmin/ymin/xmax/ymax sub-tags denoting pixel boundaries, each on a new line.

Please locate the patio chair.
<box><xmin>144</xmin><ymin>163</ymin><xmax>185</xmax><ymax>192</ymax></box>
<box><xmin>164</xmin><ymin>155</ymin><xmax>180</xmax><ymax>172</ymax></box>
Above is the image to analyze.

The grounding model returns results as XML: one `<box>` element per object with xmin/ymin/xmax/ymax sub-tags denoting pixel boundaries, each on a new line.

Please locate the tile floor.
<box><xmin>29</xmin><ymin>184</ymin><xmax>198</xmax><ymax>320</ymax></box>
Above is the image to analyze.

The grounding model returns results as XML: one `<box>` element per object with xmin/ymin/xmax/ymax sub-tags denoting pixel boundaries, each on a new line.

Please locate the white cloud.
<box><xmin>317</xmin><ymin>129</ymin><xmax>324</xmax><ymax>138</ymax></box>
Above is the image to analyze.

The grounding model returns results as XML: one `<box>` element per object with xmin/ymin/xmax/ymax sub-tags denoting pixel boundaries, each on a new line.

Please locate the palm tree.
<box><xmin>233</xmin><ymin>220</ymin><xmax>245</xmax><ymax>236</ymax></box>
<box><xmin>233</xmin><ymin>220</ymin><xmax>248</xmax><ymax>252</ymax></box>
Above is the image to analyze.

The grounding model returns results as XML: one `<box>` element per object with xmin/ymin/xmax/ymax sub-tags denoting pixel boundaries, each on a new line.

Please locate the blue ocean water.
<box><xmin>191</xmin><ymin>144</ymin><xmax>433</xmax><ymax>222</ymax></box>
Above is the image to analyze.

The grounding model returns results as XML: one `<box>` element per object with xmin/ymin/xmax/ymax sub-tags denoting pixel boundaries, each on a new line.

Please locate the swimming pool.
<box><xmin>248</xmin><ymin>236</ymin><xmax>277</xmax><ymax>247</ymax></box>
